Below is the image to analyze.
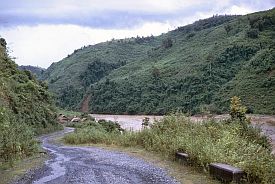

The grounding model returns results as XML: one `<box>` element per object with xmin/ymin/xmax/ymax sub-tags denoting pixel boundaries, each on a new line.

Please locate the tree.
<box><xmin>229</xmin><ymin>96</ymin><xmax>247</xmax><ymax>122</ymax></box>
<box><xmin>0</xmin><ymin>38</ymin><xmax>7</xmax><ymax>48</ymax></box>
<box><xmin>151</xmin><ymin>66</ymin><xmax>160</xmax><ymax>79</ymax></box>
<box><xmin>162</xmin><ymin>37</ymin><xmax>173</xmax><ymax>48</ymax></box>
<box><xmin>224</xmin><ymin>24</ymin><xmax>232</xmax><ymax>34</ymax></box>
<box><xmin>142</xmin><ymin>117</ymin><xmax>150</xmax><ymax>128</ymax></box>
<box><xmin>246</xmin><ymin>29</ymin><xmax>259</xmax><ymax>38</ymax></box>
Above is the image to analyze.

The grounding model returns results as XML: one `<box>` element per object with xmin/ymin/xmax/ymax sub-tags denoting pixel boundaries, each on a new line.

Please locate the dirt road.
<box><xmin>13</xmin><ymin>128</ymin><xmax>178</xmax><ymax>184</ymax></box>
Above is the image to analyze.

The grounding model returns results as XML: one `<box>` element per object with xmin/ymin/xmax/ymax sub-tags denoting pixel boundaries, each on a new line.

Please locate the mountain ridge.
<box><xmin>41</xmin><ymin>8</ymin><xmax>275</xmax><ymax>115</ymax></box>
<box><xmin>19</xmin><ymin>65</ymin><xmax>45</xmax><ymax>78</ymax></box>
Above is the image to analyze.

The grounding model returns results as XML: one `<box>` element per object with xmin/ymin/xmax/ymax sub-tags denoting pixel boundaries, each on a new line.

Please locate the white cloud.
<box><xmin>225</xmin><ymin>5</ymin><xmax>256</xmax><ymax>15</ymax></box>
<box><xmin>0</xmin><ymin>22</ymin><xmax>172</xmax><ymax>68</ymax></box>
<box><xmin>1</xmin><ymin>0</ymin><xmax>274</xmax><ymax>68</ymax></box>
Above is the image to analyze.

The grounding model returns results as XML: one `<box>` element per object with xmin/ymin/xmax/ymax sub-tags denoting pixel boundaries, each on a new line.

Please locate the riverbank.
<box><xmin>90</xmin><ymin>114</ymin><xmax>275</xmax><ymax>130</ymax></box>
<box><xmin>90</xmin><ymin>113</ymin><xmax>275</xmax><ymax>154</ymax></box>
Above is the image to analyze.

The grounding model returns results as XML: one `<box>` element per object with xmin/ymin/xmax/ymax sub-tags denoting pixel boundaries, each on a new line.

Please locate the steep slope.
<box><xmin>0</xmin><ymin>37</ymin><xmax>60</xmax><ymax>164</ymax></box>
<box><xmin>42</xmin><ymin>37</ymin><xmax>160</xmax><ymax>109</ymax></box>
<box><xmin>42</xmin><ymin>8</ymin><xmax>275</xmax><ymax>115</ymax></box>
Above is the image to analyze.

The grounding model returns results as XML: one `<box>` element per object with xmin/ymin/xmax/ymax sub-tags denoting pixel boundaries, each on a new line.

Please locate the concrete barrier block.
<box><xmin>209</xmin><ymin>163</ymin><xmax>245</xmax><ymax>183</ymax></box>
<box><xmin>175</xmin><ymin>152</ymin><xmax>189</xmax><ymax>163</ymax></box>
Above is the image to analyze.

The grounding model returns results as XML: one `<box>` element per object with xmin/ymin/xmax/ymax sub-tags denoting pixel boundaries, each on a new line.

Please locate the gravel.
<box><xmin>12</xmin><ymin>128</ymin><xmax>179</xmax><ymax>184</ymax></box>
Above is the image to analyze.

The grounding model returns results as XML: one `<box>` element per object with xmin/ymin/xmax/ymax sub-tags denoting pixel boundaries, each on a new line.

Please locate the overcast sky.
<box><xmin>0</xmin><ymin>0</ymin><xmax>274</xmax><ymax>68</ymax></box>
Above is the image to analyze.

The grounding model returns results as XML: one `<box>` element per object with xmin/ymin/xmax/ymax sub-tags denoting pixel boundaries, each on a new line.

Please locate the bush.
<box><xmin>0</xmin><ymin>108</ymin><xmax>38</xmax><ymax>165</ymax></box>
<box><xmin>229</xmin><ymin>96</ymin><xmax>271</xmax><ymax>150</ymax></box>
<box><xmin>230</xmin><ymin>96</ymin><xmax>247</xmax><ymax>122</ymax></box>
<box><xmin>186</xmin><ymin>32</ymin><xmax>195</xmax><ymax>39</ymax></box>
<box><xmin>97</xmin><ymin>119</ymin><xmax>124</xmax><ymax>132</ymax></box>
<box><xmin>65</xmin><ymin>126</ymin><xmax>116</xmax><ymax>144</ymax></box>
<box><xmin>162</xmin><ymin>37</ymin><xmax>173</xmax><ymax>48</ymax></box>
<box><xmin>247</xmin><ymin>29</ymin><xmax>259</xmax><ymax>38</ymax></box>
<box><xmin>142</xmin><ymin>117</ymin><xmax>150</xmax><ymax>128</ymax></box>
<box><xmin>64</xmin><ymin>120</ymin><xmax>123</xmax><ymax>145</ymax></box>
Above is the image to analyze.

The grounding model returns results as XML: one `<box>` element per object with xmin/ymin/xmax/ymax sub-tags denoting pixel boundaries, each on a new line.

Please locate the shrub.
<box><xmin>186</xmin><ymin>32</ymin><xmax>195</xmax><ymax>39</ymax></box>
<box><xmin>97</xmin><ymin>119</ymin><xmax>124</xmax><ymax>132</ymax></box>
<box><xmin>247</xmin><ymin>29</ymin><xmax>259</xmax><ymax>38</ymax></box>
<box><xmin>65</xmin><ymin>126</ymin><xmax>116</xmax><ymax>144</ymax></box>
<box><xmin>230</xmin><ymin>96</ymin><xmax>247</xmax><ymax>122</ymax></box>
<box><xmin>64</xmin><ymin>120</ymin><xmax>122</xmax><ymax>145</ymax></box>
<box><xmin>0</xmin><ymin>108</ymin><xmax>38</xmax><ymax>165</ymax></box>
<box><xmin>142</xmin><ymin>117</ymin><xmax>150</xmax><ymax>128</ymax></box>
<box><xmin>224</xmin><ymin>24</ymin><xmax>232</xmax><ymax>34</ymax></box>
<box><xmin>162</xmin><ymin>37</ymin><xmax>173</xmax><ymax>48</ymax></box>
<box><xmin>228</xmin><ymin>96</ymin><xmax>270</xmax><ymax>150</ymax></box>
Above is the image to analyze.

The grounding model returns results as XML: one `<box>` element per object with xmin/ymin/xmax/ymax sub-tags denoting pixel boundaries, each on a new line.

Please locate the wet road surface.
<box><xmin>14</xmin><ymin>128</ymin><xmax>178</xmax><ymax>184</ymax></box>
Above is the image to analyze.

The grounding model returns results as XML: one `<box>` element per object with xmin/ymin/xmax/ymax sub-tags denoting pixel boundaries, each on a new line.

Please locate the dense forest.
<box><xmin>41</xmin><ymin>8</ymin><xmax>275</xmax><ymax>115</ymax></box>
<box><xmin>0</xmin><ymin>37</ymin><xmax>61</xmax><ymax>164</ymax></box>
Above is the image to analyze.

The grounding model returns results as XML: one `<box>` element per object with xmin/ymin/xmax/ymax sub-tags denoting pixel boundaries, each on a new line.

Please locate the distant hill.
<box><xmin>41</xmin><ymin>8</ymin><xmax>275</xmax><ymax>115</ymax></box>
<box><xmin>19</xmin><ymin>65</ymin><xmax>45</xmax><ymax>78</ymax></box>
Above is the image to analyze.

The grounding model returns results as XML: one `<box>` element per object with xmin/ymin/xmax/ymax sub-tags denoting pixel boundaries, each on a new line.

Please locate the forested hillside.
<box><xmin>0</xmin><ymin>37</ymin><xmax>60</xmax><ymax>164</ymax></box>
<box><xmin>41</xmin><ymin>36</ymin><xmax>160</xmax><ymax>109</ymax></box>
<box><xmin>42</xmin><ymin>8</ymin><xmax>275</xmax><ymax>115</ymax></box>
<box><xmin>19</xmin><ymin>65</ymin><xmax>45</xmax><ymax>78</ymax></box>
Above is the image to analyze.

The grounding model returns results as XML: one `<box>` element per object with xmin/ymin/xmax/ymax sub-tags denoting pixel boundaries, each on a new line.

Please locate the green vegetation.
<box><xmin>0</xmin><ymin>151</ymin><xmax>47</xmax><ymax>184</ymax></box>
<box><xmin>18</xmin><ymin>65</ymin><xmax>45</xmax><ymax>79</ymax></box>
<box><xmin>64</xmin><ymin>97</ymin><xmax>274</xmax><ymax>183</ymax></box>
<box><xmin>64</xmin><ymin>115</ymin><xmax>274</xmax><ymax>184</ymax></box>
<box><xmin>230</xmin><ymin>96</ymin><xmax>248</xmax><ymax>122</ymax></box>
<box><xmin>0</xmin><ymin>37</ymin><xmax>61</xmax><ymax>166</ymax></box>
<box><xmin>41</xmin><ymin>9</ymin><xmax>275</xmax><ymax>115</ymax></box>
<box><xmin>40</xmin><ymin>36</ymin><xmax>160</xmax><ymax>109</ymax></box>
<box><xmin>65</xmin><ymin>119</ymin><xmax>123</xmax><ymax>144</ymax></box>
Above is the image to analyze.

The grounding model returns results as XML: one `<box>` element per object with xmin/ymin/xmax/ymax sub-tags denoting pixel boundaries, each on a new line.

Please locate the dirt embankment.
<box><xmin>80</xmin><ymin>94</ymin><xmax>91</xmax><ymax>113</ymax></box>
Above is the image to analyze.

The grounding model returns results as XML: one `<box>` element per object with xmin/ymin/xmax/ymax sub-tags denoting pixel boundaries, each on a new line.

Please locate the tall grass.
<box><xmin>64</xmin><ymin>115</ymin><xmax>275</xmax><ymax>183</ymax></box>
<box><xmin>65</xmin><ymin>120</ymin><xmax>123</xmax><ymax>144</ymax></box>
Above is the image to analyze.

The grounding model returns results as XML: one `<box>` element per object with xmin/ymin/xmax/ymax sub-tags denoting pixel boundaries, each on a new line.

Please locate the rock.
<box><xmin>71</xmin><ymin>117</ymin><xmax>81</xmax><ymax>122</ymax></box>
<box><xmin>38</xmin><ymin>151</ymin><xmax>47</xmax><ymax>155</ymax></box>
<box><xmin>175</xmin><ymin>152</ymin><xmax>189</xmax><ymax>163</ymax></box>
<box><xmin>57</xmin><ymin>114</ymin><xmax>69</xmax><ymax>123</ymax></box>
<box><xmin>81</xmin><ymin>118</ymin><xmax>87</xmax><ymax>122</ymax></box>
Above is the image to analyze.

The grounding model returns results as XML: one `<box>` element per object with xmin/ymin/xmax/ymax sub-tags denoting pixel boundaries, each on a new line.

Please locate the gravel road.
<box><xmin>13</xmin><ymin>127</ymin><xmax>178</xmax><ymax>184</ymax></box>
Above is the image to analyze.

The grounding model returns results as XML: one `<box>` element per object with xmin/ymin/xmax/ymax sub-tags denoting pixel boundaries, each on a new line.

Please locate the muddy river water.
<box><xmin>90</xmin><ymin>114</ymin><xmax>275</xmax><ymax>154</ymax></box>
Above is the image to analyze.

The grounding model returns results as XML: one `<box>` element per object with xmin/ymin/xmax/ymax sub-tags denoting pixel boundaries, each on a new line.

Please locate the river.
<box><xmin>90</xmin><ymin>114</ymin><xmax>275</xmax><ymax>154</ymax></box>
